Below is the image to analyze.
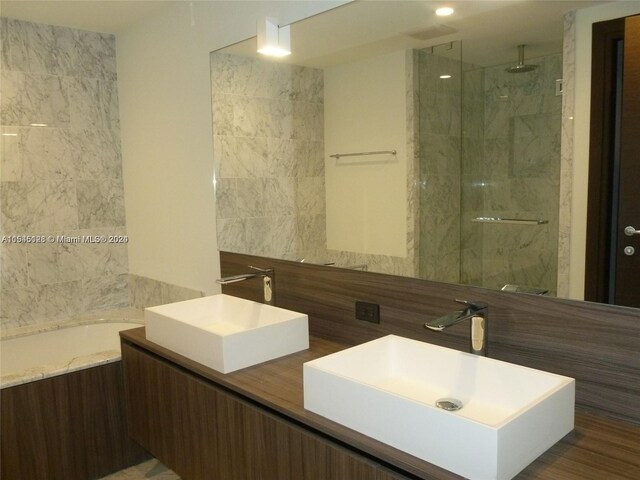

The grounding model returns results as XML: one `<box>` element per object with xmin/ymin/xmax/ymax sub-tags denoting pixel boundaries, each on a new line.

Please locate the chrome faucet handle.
<box><xmin>454</xmin><ymin>299</ymin><xmax>488</xmax><ymax>312</ymax></box>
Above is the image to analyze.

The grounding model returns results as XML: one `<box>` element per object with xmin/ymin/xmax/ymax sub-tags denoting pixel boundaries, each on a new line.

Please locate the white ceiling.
<box><xmin>0</xmin><ymin>0</ymin><xmax>615</xmax><ymax>66</ymax></box>
<box><xmin>0</xmin><ymin>0</ymin><xmax>181</xmax><ymax>34</ymax></box>
<box><xmin>221</xmin><ymin>0</ymin><xmax>611</xmax><ymax>68</ymax></box>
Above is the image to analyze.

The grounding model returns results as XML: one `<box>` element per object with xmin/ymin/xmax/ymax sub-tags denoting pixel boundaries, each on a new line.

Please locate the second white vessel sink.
<box><xmin>145</xmin><ymin>294</ymin><xmax>308</xmax><ymax>373</ymax></box>
<box><xmin>304</xmin><ymin>335</ymin><xmax>574</xmax><ymax>480</ymax></box>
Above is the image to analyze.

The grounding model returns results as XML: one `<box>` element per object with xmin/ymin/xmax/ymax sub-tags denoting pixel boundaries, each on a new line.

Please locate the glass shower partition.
<box><xmin>417</xmin><ymin>41</ymin><xmax>562</xmax><ymax>294</ymax></box>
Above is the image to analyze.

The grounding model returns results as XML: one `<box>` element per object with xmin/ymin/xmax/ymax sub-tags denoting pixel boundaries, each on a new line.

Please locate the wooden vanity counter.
<box><xmin>121</xmin><ymin>327</ymin><xmax>640</xmax><ymax>480</ymax></box>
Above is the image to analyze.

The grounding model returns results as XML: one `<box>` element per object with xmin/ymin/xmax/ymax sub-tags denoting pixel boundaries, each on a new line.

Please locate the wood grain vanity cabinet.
<box><xmin>121</xmin><ymin>342</ymin><xmax>411</xmax><ymax>480</ymax></box>
<box><xmin>121</xmin><ymin>326</ymin><xmax>640</xmax><ymax>480</ymax></box>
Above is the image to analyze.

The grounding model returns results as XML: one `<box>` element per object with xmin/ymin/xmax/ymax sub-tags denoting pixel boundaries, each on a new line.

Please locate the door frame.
<box><xmin>584</xmin><ymin>17</ymin><xmax>625</xmax><ymax>303</ymax></box>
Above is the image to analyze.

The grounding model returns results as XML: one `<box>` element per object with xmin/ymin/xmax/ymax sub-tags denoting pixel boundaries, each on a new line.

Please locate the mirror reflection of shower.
<box><xmin>417</xmin><ymin>41</ymin><xmax>562</xmax><ymax>294</ymax></box>
<box><xmin>505</xmin><ymin>45</ymin><xmax>539</xmax><ymax>73</ymax></box>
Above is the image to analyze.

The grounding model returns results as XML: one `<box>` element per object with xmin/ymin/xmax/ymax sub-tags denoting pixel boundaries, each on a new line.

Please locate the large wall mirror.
<box><xmin>211</xmin><ymin>0</ymin><xmax>634</xmax><ymax>303</ymax></box>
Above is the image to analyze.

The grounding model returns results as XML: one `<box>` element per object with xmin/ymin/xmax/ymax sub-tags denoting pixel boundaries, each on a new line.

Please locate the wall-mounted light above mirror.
<box><xmin>257</xmin><ymin>17</ymin><xmax>291</xmax><ymax>57</ymax></box>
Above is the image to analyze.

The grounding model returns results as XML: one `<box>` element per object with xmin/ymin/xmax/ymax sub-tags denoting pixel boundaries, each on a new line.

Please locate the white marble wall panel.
<box><xmin>82</xmin><ymin>273</ymin><xmax>130</xmax><ymax>312</ymax></box>
<box><xmin>0</xmin><ymin>71</ymin><xmax>70</xmax><ymax>127</ymax></box>
<box><xmin>417</xmin><ymin>49</ymin><xmax>464</xmax><ymax>281</ymax></box>
<box><xmin>405</xmin><ymin>49</ymin><xmax>420</xmax><ymax>278</ymax></box>
<box><xmin>1</xmin><ymin>281</ymin><xmax>84</xmax><ymax>328</ymax></box>
<box><xmin>1</xmin><ymin>18</ymin><xmax>117</xmax><ymax>80</ymax></box>
<box><xmin>1</xmin><ymin>180</ymin><xmax>79</xmax><ymax>233</ymax></box>
<box><xmin>557</xmin><ymin>11</ymin><xmax>576</xmax><ymax>297</ymax></box>
<box><xmin>0</xmin><ymin>243</ymin><xmax>29</xmax><ymax>289</ymax></box>
<box><xmin>211</xmin><ymin>51</ymin><xmax>326</xmax><ymax>261</ymax></box>
<box><xmin>216</xmin><ymin>218</ymin><xmax>247</xmax><ymax>254</ymax></box>
<box><xmin>0</xmin><ymin>19</ymin><xmax>128</xmax><ymax>329</ymax></box>
<box><xmin>129</xmin><ymin>274</ymin><xmax>204</xmax><ymax>309</ymax></box>
<box><xmin>76</xmin><ymin>179</ymin><xmax>126</xmax><ymax>228</ymax></box>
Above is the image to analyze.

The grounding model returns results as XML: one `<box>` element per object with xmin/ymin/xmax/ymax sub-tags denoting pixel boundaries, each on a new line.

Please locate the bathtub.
<box><xmin>1</xmin><ymin>318</ymin><xmax>142</xmax><ymax>389</ymax></box>
<box><xmin>1</xmin><ymin>315</ymin><xmax>149</xmax><ymax>479</ymax></box>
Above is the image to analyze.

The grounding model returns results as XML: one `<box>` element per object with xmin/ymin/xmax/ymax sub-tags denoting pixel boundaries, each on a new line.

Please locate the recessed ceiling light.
<box><xmin>436</xmin><ymin>7</ymin><xmax>455</xmax><ymax>17</ymax></box>
<box><xmin>440</xmin><ymin>74</ymin><xmax>452</xmax><ymax>79</ymax></box>
<box><xmin>30</xmin><ymin>123</ymin><xmax>48</xmax><ymax>127</ymax></box>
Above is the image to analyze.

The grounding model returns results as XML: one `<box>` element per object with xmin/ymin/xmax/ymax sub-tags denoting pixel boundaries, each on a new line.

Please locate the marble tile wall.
<box><xmin>460</xmin><ymin>67</ymin><xmax>485</xmax><ymax>286</ymax></box>
<box><xmin>0</xmin><ymin>18</ymin><xmax>128</xmax><ymax>328</ymax></box>
<box><xmin>557</xmin><ymin>11</ymin><xmax>576</xmax><ymax>297</ymax></box>
<box><xmin>129</xmin><ymin>274</ymin><xmax>204</xmax><ymax>309</ymax></box>
<box><xmin>211</xmin><ymin>52</ymin><xmax>327</xmax><ymax>262</ymax></box>
<box><xmin>417</xmin><ymin>48</ymin><xmax>463</xmax><ymax>283</ymax></box>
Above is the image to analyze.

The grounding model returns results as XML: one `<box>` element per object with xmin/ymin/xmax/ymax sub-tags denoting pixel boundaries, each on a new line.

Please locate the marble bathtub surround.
<box><xmin>0</xmin><ymin>308</ymin><xmax>144</xmax><ymax>388</ymax></box>
<box><xmin>0</xmin><ymin>18</ymin><xmax>128</xmax><ymax>329</ymax></box>
<box><xmin>129</xmin><ymin>273</ymin><xmax>205</xmax><ymax>310</ymax></box>
<box><xmin>0</xmin><ymin>309</ymin><xmax>144</xmax><ymax>388</ymax></box>
<box><xmin>0</xmin><ymin>307</ymin><xmax>143</xmax><ymax>340</ymax></box>
<box><xmin>0</xmin><ymin>272</ymin><xmax>131</xmax><ymax>329</ymax></box>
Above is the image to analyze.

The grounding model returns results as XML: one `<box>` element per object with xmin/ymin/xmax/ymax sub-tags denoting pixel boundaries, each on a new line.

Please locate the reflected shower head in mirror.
<box><xmin>506</xmin><ymin>44</ymin><xmax>538</xmax><ymax>73</ymax></box>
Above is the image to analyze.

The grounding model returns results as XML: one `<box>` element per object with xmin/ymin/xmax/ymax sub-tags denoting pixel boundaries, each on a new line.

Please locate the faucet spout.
<box><xmin>424</xmin><ymin>300</ymin><xmax>488</xmax><ymax>356</ymax></box>
<box><xmin>216</xmin><ymin>272</ymin><xmax>263</xmax><ymax>284</ymax></box>
<box><xmin>216</xmin><ymin>266</ymin><xmax>275</xmax><ymax>305</ymax></box>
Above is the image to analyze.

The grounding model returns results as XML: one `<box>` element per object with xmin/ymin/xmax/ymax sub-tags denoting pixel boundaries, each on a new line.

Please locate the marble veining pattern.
<box><xmin>129</xmin><ymin>273</ymin><xmax>204</xmax><ymax>309</ymax></box>
<box><xmin>0</xmin><ymin>19</ymin><xmax>128</xmax><ymax>329</ymax></box>
<box><xmin>0</xmin><ymin>310</ymin><xmax>143</xmax><ymax>388</ymax></box>
<box><xmin>476</xmin><ymin>53</ymin><xmax>562</xmax><ymax>293</ymax></box>
<box><xmin>557</xmin><ymin>11</ymin><xmax>576</xmax><ymax>297</ymax></box>
<box><xmin>418</xmin><ymin>49</ymin><xmax>464</xmax><ymax>282</ymax></box>
<box><xmin>211</xmin><ymin>52</ymin><xmax>328</xmax><ymax>262</ymax></box>
<box><xmin>213</xmin><ymin>49</ymin><xmax>426</xmax><ymax>277</ymax></box>
<box><xmin>418</xmin><ymin>44</ymin><xmax>562</xmax><ymax>293</ymax></box>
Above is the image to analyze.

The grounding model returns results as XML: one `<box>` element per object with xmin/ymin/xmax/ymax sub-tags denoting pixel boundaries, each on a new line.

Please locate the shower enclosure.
<box><xmin>418</xmin><ymin>41</ymin><xmax>562</xmax><ymax>294</ymax></box>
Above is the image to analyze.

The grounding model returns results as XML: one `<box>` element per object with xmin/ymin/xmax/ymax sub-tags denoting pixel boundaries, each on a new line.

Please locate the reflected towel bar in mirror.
<box><xmin>329</xmin><ymin>149</ymin><xmax>396</xmax><ymax>159</ymax></box>
<box><xmin>472</xmin><ymin>217</ymin><xmax>549</xmax><ymax>225</ymax></box>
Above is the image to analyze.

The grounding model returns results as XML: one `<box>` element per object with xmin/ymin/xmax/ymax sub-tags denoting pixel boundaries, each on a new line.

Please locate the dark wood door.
<box><xmin>615</xmin><ymin>15</ymin><xmax>640</xmax><ymax>307</ymax></box>
<box><xmin>586</xmin><ymin>15</ymin><xmax>640</xmax><ymax>308</ymax></box>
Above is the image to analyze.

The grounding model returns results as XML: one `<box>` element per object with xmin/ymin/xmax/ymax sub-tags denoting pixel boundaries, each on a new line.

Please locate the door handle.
<box><xmin>624</xmin><ymin>226</ymin><xmax>640</xmax><ymax>236</ymax></box>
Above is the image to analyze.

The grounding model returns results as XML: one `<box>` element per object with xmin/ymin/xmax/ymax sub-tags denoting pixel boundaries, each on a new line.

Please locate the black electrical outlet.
<box><xmin>355</xmin><ymin>301</ymin><xmax>380</xmax><ymax>324</ymax></box>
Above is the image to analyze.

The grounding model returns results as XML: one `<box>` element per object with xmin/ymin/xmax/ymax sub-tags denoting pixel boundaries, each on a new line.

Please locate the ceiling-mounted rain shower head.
<box><xmin>505</xmin><ymin>44</ymin><xmax>538</xmax><ymax>73</ymax></box>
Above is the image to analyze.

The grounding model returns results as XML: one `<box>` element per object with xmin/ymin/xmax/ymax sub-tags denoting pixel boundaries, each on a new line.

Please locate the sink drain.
<box><xmin>435</xmin><ymin>398</ymin><xmax>463</xmax><ymax>411</ymax></box>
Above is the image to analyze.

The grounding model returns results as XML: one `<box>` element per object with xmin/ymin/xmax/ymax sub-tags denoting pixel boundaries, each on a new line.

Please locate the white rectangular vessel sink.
<box><xmin>304</xmin><ymin>335</ymin><xmax>574</xmax><ymax>480</ymax></box>
<box><xmin>145</xmin><ymin>294</ymin><xmax>308</xmax><ymax>373</ymax></box>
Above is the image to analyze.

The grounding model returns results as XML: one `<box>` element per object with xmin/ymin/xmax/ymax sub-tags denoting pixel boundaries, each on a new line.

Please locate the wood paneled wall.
<box><xmin>220</xmin><ymin>252</ymin><xmax>640</xmax><ymax>425</ymax></box>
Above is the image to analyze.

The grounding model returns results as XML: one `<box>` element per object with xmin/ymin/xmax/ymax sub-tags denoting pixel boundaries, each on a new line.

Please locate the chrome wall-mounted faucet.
<box><xmin>424</xmin><ymin>300</ymin><xmax>488</xmax><ymax>356</ymax></box>
<box><xmin>216</xmin><ymin>266</ymin><xmax>275</xmax><ymax>305</ymax></box>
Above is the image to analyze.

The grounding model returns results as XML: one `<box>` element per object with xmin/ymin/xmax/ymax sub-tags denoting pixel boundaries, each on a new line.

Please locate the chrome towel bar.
<box><xmin>329</xmin><ymin>149</ymin><xmax>396</xmax><ymax>159</ymax></box>
<box><xmin>472</xmin><ymin>217</ymin><xmax>548</xmax><ymax>225</ymax></box>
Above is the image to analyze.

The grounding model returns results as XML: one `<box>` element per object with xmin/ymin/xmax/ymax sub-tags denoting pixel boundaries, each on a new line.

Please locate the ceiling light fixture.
<box><xmin>257</xmin><ymin>17</ymin><xmax>291</xmax><ymax>57</ymax></box>
<box><xmin>30</xmin><ymin>123</ymin><xmax>48</xmax><ymax>127</ymax></box>
<box><xmin>440</xmin><ymin>74</ymin><xmax>452</xmax><ymax>79</ymax></box>
<box><xmin>436</xmin><ymin>7</ymin><xmax>454</xmax><ymax>17</ymax></box>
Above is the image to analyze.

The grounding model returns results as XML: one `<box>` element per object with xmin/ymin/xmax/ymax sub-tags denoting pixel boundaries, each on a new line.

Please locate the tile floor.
<box><xmin>99</xmin><ymin>459</ymin><xmax>180</xmax><ymax>480</ymax></box>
